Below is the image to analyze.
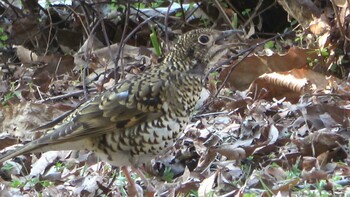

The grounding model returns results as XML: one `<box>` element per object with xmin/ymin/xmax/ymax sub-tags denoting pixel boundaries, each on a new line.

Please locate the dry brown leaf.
<box><xmin>198</xmin><ymin>170</ymin><xmax>217</xmax><ymax>196</ymax></box>
<box><xmin>303</xmin><ymin>104</ymin><xmax>350</xmax><ymax>130</ymax></box>
<box><xmin>175</xmin><ymin>180</ymin><xmax>200</xmax><ymax>196</ymax></box>
<box><xmin>248</xmin><ymin>68</ymin><xmax>336</xmax><ymax>101</ymax></box>
<box><xmin>2</xmin><ymin>102</ymin><xmax>63</xmax><ymax>138</ymax></box>
<box><xmin>213</xmin><ymin>146</ymin><xmax>246</xmax><ymax>161</ymax></box>
<box><xmin>277</xmin><ymin>0</ymin><xmax>321</xmax><ymax>28</ymax></box>
<box><xmin>302</xmin><ymin>156</ymin><xmax>318</xmax><ymax>171</ymax></box>
<box><xmin>216</xmin><ymin>166</ymin><xmax>241</xmax><ymax>194</ymax></box>
<box><xmin>14</xmin><ymin>45</ymin><xmax>38</xmax><ymax>64</ymax></box>
<box><xmin>309</xmin><ymin>14</ymin><xmax>331</xmax><ymax>35</ymax></box>
<box><xmin>74</xmin><ymin>42</ymin><xmax>152</xmax><ymax>72</ymax></box>
<box><xmin>302</xmin><ymin>168</ymin><xmax>328</xmax><ymax>183</ymax></box>
<box><xmin>297</xmin><ymin>131</ymin><xmax>347</xmax><ymax>157</ymax></box>
<box><xmin>194</xmin><ymin>149</ymin><xmax>217</xmax><ymax>173</ymax></box>
<box><xmin>334</xmin><ymin>163</ymin><xmax>350</xmax><ymax>176</ymax></box>
<box><xmin>30</xmin><ymin>151</ymin><xmax>71</xmax><ymax>176</ymax></box>
<box><xmin>36</xmin><ymin>55</ymin><xmax>75</xmax><ymax>76</ymax></box>
<box><xmin>10</xmin><ymin>17</ymin><xmax>40</xmax><ymax>45</ymax></box>
<box><xmin>268</xmin><ymin>124</ymin><xmax>279</xmax><ymax>145</ymax></box>
<box><xmin>333</xmin><ymin>0</ymin><xmax>348</xmax><ymax>7</ymax></box>
<box><xmin>317</xmin><ymin>150</ymin><xmax>330</xmax><ymax>167</ymax></box>
<box><xmin>72</xmin><ymin>175</ymin><xmax>104</xmax><ymax>196</ymax></box>
<box><xmin>220</xmin><ymin>47</ymin><xmax>323</xmax><ymax>90</ymax></box>
<box><xmin>0</xmin><ymin>135</ymin><xmax>18</xmax><ymax>151</ymax></box>
<box><xmin>271</xmin><ymin>178</ymin><xmax>300</xmax><ymax>194</ymax></box>
<box><xmin>265</xmin><ymin>165</ymin><xmax>287</xmax><ymax>181</ymax></box>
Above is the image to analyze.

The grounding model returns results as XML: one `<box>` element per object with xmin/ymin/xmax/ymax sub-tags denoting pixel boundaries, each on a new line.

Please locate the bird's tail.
<box><xmin>0</xmin><ymin>142</ymin><xmax>41</xmax><ymax>163</ymax></box>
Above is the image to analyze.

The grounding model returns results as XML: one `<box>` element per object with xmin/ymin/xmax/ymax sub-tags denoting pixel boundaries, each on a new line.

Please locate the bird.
<box><xmin>0</xmin><ymin>28</ymin><xmax>240</xmax><ymax>169</ymax></box>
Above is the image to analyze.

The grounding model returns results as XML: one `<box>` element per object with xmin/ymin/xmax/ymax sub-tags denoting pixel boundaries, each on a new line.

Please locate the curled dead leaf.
<box><xmin>298</xmin><ymin>130</ymin><xmax>347</xmax><ymax>157</ymax></box>
<box><xmin>14</xmin><ymin>45</ymin><xmax>38</xmax><ymax>64</ymax></box>
<box><xmin>213</xmin><ymin>146</ymin><xmax>246</xmax><ymax>161</ymax></box>
<box><xmin>302</xmin><ymin>156</ymin><xmax>318</xmax><ymax>171</ymax></box>
<box><xmin>220</xmin><ymin>47</ymin><xmax>323</xmax><ymax>91</ymax></box>
<box><xmin>198</xmin><ymin>170</ymin><xmax>218</xmax><ymax>196</ymax></box>
<box><xmin>302</xmin><ymin>168</ymin><xmax>328</xmax><ymax>183</ymax></box>
<box><xmin>248</xmin><ymin>68</ymin><xmax>337</xmax><ymax>101</ymax></box>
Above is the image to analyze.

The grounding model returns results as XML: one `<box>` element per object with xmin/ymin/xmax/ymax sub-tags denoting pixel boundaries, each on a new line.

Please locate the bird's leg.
<box><xmin>121</xmin><ymin>166</ymin><xmax>141</xmax><ymax>196</ymax></box>
<box><xmin>132</xmin><ymin>166</ymin><xmax>156</xmax><ymax>195</ymax></box>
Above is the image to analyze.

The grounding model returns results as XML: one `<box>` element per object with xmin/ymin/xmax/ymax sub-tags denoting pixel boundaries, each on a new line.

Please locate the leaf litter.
<box><xmin>0</xmin><ymin>0</ymin><xmax>350</xmax><ymax>196</ymax></box>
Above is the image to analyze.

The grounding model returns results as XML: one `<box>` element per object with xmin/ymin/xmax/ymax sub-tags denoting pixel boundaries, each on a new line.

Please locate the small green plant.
<box><xmin>0</xmin><ymin>27</ymin><xmax>8</xmax><ymax>48</ymax></box>
<box><xmin>269</xmin><ymin>162</ymin><xmax>280</xmax><ymax>168</ymax></box>
<box><xmin>1</xmin><ymin>162</ymin><xmax>14</xmax><ymax>172</ymax></box>
<box><xmin>243</xmin><ymin>193</ymin><xmax>258</xmax><ymax>197</ymax></box>
<box><xmin>54</xmin><ymin>162</ymin><xmax>65</xmax><ymax>171</ymax></box>
<box><xmin>287</xmin><ymin>158</ymin><xmax>301</xmax><ymax>179</ymax></box>
<box><xmin>186</xmin><ymin>190</ymin><xmax>198</xmax><ymax>197</ymax></box>
<box><xmin>26</xmin><ymin>177</ymin><xmax>53</xmax><ymax>188</ymax></box>
<box><xmin>1</xmin><ymin>92</ymin><xmax>15</xmax><ymax>106</ymax></box>
<box><xmin>319</xmin><ymin>48</ymin><xmax>329</xmax><ymax>58</ymax></box>
<box><xmin>315</xmin><ymin>180</ymin><xmax>329</xmax><ymax>196</ymax></box>
<box><xmin>294</xmin><ymin>35</ymin><xmax>304</xmax><ymax>46</ymax></box>
<box><xmin>162</xmin><ymin>166</ymin><xmax>174</xmax><ymax>182</ymax></box>
<box><xmin>175</xmin><ymin>11</ymin><xmax>183</xmax><ymax>17</ymax></box>
<box><xmin>242</xmin><ymin>8</ymin><xmax>251</xmax><ymax>17</ymax></box>
<box><xmin>39</xmin><ymin>179</ymin><xmax>53</xmax><ymax>187</ymax></box>
<box><xmin>10</xmin><ymin>179</ymin><xmax>25</xmax><ymax>188</ymax></box>
<box><xmin>264</xmin><ymin>41</ymin><xmax>275</xmax><ymax>50</ymax></box>
<box><xmin>307</xmin><ymin>47</ymin><xmax>330</xmax><ymax>68</ymax></box>
<box><xmin>150</xmin><ymin>26</ymin><xmax>162</xmax><ymax>57</ymax></box>
<box><xmin>209</xmin><ymin>71</ymin><xmax>221</xmax><ymax>85</ymax></box>
<box><xmin>257</xmin><ymin>175</ymin><xmax>274</xmax><ymax>196</ymax></box>
<box><xmin>307</xmin><ymin>57</ymin><xmax>319</xmax><ymax>68</ymax></box>
<box><xmin>116</xmin><ymin>171</ymin><xmax>128</xmax><ymax>196</ymax></box>
<box><xmin>108</xmin><ymin>0</ymin><xmax>125</xmax><ymax>12</ymax></box>
<box><xmin>188</xmin><ymin>2</ymin><xmax>195</xmax><ymax>10</ymax></box>
<box><xmin>151</xmin><ymin>0</ymin><xmax>164</xmax><ymax>8</ymax></box>
<box><xmin>134</xmin><ymin>2</ymin><xmax>146</xmax><ymax>9</ymax></box>
<box><xmin>200</xmin><ymin>17</ymin><xmax>211</xmax><ymax>28</ymax></box>
<box><xmin>232</xmin><ymin>13</ymin><xmax>238</xmax><ymax>29</ymax></box>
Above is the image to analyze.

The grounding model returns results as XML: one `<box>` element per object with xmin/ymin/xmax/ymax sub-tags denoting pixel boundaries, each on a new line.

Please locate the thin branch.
<box><xmin>213</xmin><ymin>0</ymin><xmax>233</xmax><ymax>28</ymax></box>
<box><xmin>213</xmin><ymin>30</ymin><xmax>294</xmax><ymax>97</ymax></box>
<box><xmin>36</xmin><ymin>88</ymin><xmax>98</xmax><ymax>103</ymax></box>
<box><xmin>114</xmin><ymin>2</ymin><xmax>131</xmax><ymax>83</ymax></box>
<box><xmin>243</xmin><ymin>0</ymin><xmax>263</xmax><ymax>28</ymax></box>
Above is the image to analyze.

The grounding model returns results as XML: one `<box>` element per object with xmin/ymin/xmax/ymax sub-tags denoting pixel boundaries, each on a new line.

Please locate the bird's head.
<box><xmin>165</xmin><ymin>28</ymin><xmax>242</xmax><ymax>74</ymax></box>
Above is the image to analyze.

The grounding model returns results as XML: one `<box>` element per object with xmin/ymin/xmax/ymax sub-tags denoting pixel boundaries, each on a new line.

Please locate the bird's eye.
<box><xmin>198</xmin><ymin>34</ymin><xmax>210</xmax><ymax>44</ymax></box>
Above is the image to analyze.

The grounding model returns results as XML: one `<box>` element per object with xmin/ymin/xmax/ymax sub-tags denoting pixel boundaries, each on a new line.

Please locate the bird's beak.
<box><xmin>215</xmin><ymin>29</ymin><xmax>244</xmax><ymax>44</ymax></box>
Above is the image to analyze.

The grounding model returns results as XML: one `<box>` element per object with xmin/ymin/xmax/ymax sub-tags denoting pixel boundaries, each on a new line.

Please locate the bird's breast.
<box><xmin>92</xmin><ymin>73</ymin><xmax>205</xmax><ymax>166</ymax></box>
<box><xmin>92</xmin><ymin>111</ymin><xmax>189</xmax><ymax>166</ymax></box>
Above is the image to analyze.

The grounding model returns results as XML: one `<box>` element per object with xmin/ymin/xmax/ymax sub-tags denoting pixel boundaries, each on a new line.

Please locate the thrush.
<box><xmin>0</xmin><ymin>28</ymin><xmax>240</xmax><ymax>168</ymax></box>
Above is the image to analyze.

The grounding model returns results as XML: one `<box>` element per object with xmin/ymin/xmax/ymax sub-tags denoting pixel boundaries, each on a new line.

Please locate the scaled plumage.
<box><xmin>0</xmin><ymin>28</ymin><xmax>240</xmax><ymax>166</ymax></box>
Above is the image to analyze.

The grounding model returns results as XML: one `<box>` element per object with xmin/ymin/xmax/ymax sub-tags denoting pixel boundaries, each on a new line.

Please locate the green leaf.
<box><xmin>150</xmin><ymin>27</ymin><xmax>162</xmax><ymax>56</ymax></box>
<box><xmin>264</xmin><ymin>41</ymin><xmax>275</xmax><ymax>49</ymax></box>
<box><xmin>162</xmin><ymin>166</ymin><xmax>174</xmax><ymax>182</ymax></box>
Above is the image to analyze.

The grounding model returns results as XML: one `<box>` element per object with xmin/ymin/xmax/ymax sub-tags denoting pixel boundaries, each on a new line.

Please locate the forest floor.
<box><xmin>1</xmin><ymin>0</ymin><xmax>350</xmax><ymax>196</ymax></box>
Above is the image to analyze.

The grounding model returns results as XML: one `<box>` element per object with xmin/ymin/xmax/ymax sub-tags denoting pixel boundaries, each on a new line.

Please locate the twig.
<box><xmin>213</xmin><ymin>0</ymin><xmax>233</xmax><ymax>28</ymax></box>
<box><xmin>43</xmin><ymin>7</ymin><xmax>53</xmax><ymax>56</ymax></box>
<box><xmin>193</xmin><ymin>111</ymin><xmax>229</xmax><ymax>118</ymax></box>
<box><xmin>36</xmin><ymin>88</ymin><xmax>98</xmax><ymax>103</ymax></box>
<box><xmin>214</xmin><ymin>50</ymin><xmax>251</xmax><ymax>98</ymax></box>
<box><xmin>243</xmin><ymin>0</ymin><xmax>263</xmax><ymax>28</ymax></box>
<box><xmin>165</xmin><ymin>0</ymin><xmax>175</xmax><ymax>52</ymax></box>
<box><xmin>114</xmin><ymin>1</ymin><xmax>131</xmax><ymax>82</ymax></box>
<box><xmin>213</xmin><ymin>30</ymin><xmax>294</xmax><ymax>98</ymax></box>
<box><xmin>330</xmin><ymin>0</ymin><xmax>349</xmax><ymax>41</ymax></box>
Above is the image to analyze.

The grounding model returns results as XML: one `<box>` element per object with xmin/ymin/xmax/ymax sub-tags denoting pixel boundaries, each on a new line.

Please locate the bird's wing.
<box><xmin>45</xmin><ymin>74</ymin><xmax>171</xmax><ymax>141</ymax></box>
<box><xmin>0</xmin><ymin>73</ymin><xmax>171</xmax><ymax>162</ymax></box>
